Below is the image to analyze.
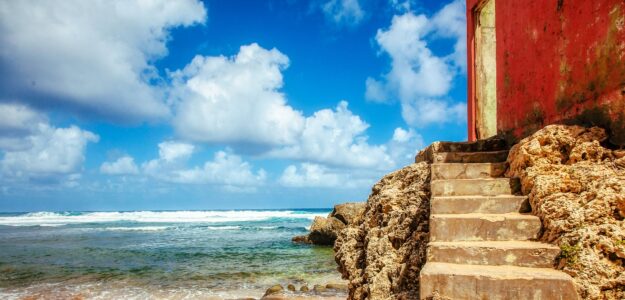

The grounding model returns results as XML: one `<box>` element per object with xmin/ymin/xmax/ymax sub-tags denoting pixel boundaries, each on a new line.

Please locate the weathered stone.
<box><xmin>312</xmin><ymin>284</ymin><xmax>326</xmax><ymax>293</ymax></box>
<box><xmin>506</xmin><ymin>125</ymin><xmax>625</xmax><ymax>299</ymax></box>
<box><xmin>334</xmin><ymin>163</ymin><xmax>431</xmax><ymax>300</ymax></box>
<box><xmin>299</xmin><ymin>285</ymin><xmax>309</xmax><ymax>292</ymax></box>
<box><xmin>420</xmin><ymin>263</ymin><xmax>579</xmax><ymax>300</ymax></box>
<box><xmin>431</xmin><ymin>178</ymin><xmax>520</xmax><ymax>196</ymax></box>
<box><xmin>264</xmin><ymin>284</ymin><xmax>284</xmax><ymax>297</ymax></box>
<box><xmin>427</xmin><ymin>241</ymin><xmax>560</xmax><ymax>268</ymax></box>
<box><xmin>415</xmin><ymin>139</ymin><xmax>508</xmax><ymax>163</ymax></box>
<box><xmin>308</xmin><ymin>216</ymin><xmax>345</xmax><ymax>245</ymax></box>
<box><xmin>331</xmin><ymin>202</ymin><xmax>365</xmax><ymax>226</ymax></box>
<box><xmin>294</xmin><ymin>202</ymin><xmax>365</xmax><ymax>246</ymax></box>
<box><xmin>325</xmin><ymin>283</ymin><xmax>348</xmax><ymax>292</ymax></box>
<box><xmin>431</xmin><ymin>162</ymin><xmax>506</xmax><ymax>180</ymax></box>
<box><xmin>430</xmin><ymin>213</ymin><xmax>541</xmax><ymax>242</ymax></box>
<box><xmin>431</xmin><ymin>150</ymin><xmax>509</xmax><ymax>164</ymax></box>
<box><xmin>291</xmin><ymin>235</ymin><xmax>311</xmax><ymax>244</ymax></box>
<box><xmin>431</xmin><ymin>195</ymin><xmax>529</xmax><ymax>214</ymax></box>
<box><xmin>287</xmin><ymin>284</ymin><xmax>296</xmax><ymax>292</ymax></box>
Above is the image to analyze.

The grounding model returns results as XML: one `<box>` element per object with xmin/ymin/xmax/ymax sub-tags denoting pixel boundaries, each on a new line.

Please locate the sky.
<box><xmin>0</xmin><ymin>0</ymin><xmax>468</xmax><ymax>211</ymax></box>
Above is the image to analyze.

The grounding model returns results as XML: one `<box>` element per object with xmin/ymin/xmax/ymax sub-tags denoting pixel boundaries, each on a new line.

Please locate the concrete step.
<box><xmin>431</xmin><ymin>178</ymin><xmax>521</xmax><ymax>197</ymax></box>
<box><xmin>431</xmin><ymin>150</ymin><xmax>509</xmax><ymax>163</ymax></box>
<box><xmin>431</xmin><ymin>162</ymin><xmax>506</xmax><ymax>180</ymax></box>
<box><xmin>431</xmin><ymin>195</ymin><xmax>530</xmax><ymax>214</ymax></box>
<box><xmin>419</xmin><ymin>262</ymin><xmax>579</xmax><ymax>300</ymax></box>
<box><xmin>427</xmin><ymin>241</ymin><xmax>560</xmax><ymax>268</ymax></box>
<box><xmin>430</xmin><ymin>213</ymin><xmax>541</xmax><ymax>242</ymax></box>
<box><xmin>415</xmin><ymin>139</ymin><xmax>508</xmax><ymax>163</ymax></box>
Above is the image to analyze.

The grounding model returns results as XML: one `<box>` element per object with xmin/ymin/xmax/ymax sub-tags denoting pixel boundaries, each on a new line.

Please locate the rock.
<box><xmin>264</xmin><ymin>284</ymin><xmax>284</xmax><ymax>297</ymax></box>
<box><xmin>296</xmin><ymin>202</ymin><xmax>365</xmax><ymax>246</ymax></box>
<box><xmin>506</xmin><ymin>125</ymin><xmax>625</xmax><ymax>300</ymax></box>
<box><xmin>334</xmin><ymin>163</ymin><xmax>431</xmax><ymax>300</ymax></box>
<box><xmin>312</xmin><ymin>284</ymin><xmax>327</xmax><ymax>293</ymax></box>
<box><xmin>308</xmin><ymin>216</ymin><xmax>346</xmax><ymax>245</ymax></box>
<box><xmin>291</xmin><ymin>235</ymin><xmax>310</xmax><ymax>244</ymax></box>
<box><xmin>287</xmin><ymin>284</ymin><xmax>296</xmax><ymax>292</ymax></box>
<box><xmin>299</xmin><ymin>285</ymin><xmax>309</xmax><ymax>292</ymax></box>
<box><xmin>325</xmin><ymin>283</ymin><xmax>348</xmax><ymax>292</ymax></box>
<box><xmin>331</xmin><ymin>203</ymin><xmax>365</xmax><ymax>226</ymax></box>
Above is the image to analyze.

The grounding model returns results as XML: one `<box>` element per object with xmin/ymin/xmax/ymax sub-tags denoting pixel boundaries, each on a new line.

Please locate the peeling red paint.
<box><xmin>466</xmin><ymin>0</ymin><xmax>625</xmax><ymax>144</ymax></box>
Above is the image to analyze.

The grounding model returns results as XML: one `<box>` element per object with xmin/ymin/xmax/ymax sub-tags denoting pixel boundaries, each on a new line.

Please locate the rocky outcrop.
<box><xmin>293</xmin><ymin>202</ymin><xmax>365</xmax><ymax>246</ymax></box>
<box><xmin>334</xmin><ymin>163</ymin><xmax>431</xmax><ymax>300</ymax></box>
<box><xmin>506</xmin><ymin>125</ymin><xmax>625</xmax><ymax>300</ymax></box>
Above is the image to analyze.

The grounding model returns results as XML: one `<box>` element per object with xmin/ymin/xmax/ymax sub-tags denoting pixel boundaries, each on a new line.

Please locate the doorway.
<box><xmin>474</xmin><ymin>0</ymin><xmax>497</xmax><ymax>139</ymax></box>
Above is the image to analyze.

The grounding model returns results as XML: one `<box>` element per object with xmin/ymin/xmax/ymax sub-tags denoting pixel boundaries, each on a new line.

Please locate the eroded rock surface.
<box><xmin>334</xmin><ymin>163</ymin><xmax>431</xmax><ymax>300</ymax></box>
<box><xmin>293</xmin><ymin>202</ymin><xmax>365</xmax><ymax>246</ymax></box>
<box><xmin>506</xmin><ymin>125</ymin><xmax>625</xmax><ymax>300</ymax></box>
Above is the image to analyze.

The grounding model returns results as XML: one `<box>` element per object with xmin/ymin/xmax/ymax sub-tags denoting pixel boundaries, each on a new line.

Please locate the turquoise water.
<box><xmin>0</xmin><ymin>210</ymin><xmax>342</xmax><ymax>299</ymax></box>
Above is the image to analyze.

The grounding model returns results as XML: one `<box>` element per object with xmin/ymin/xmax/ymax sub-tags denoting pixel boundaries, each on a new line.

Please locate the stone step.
<box><xmin>430</xmin><ymin>213</ymin><xmax>541</xmax><ymax>242</ymax></box>
<box><xmin>427</xmin><ymin>241</ymin><xmax>560</xmax><ymax>268</ymax></box>
<box><xmin>431</xmin><ymin>150</ymin><xmax>509</xmax><ymax>163</ymax></box>
<box><xmin>431</xmin><ymin>195</ymin><xmax>530</xmax><ymax>214</ymax></box>
<box><xmin>419</xmin><ymin>262</ymin><xmax>579</xmax><ymax>300</ymax></box>
<box><xmin>431</xmin><ymin>162</ymin><xmax>506</xmax><ymax>180</ymax></box>
<box><xmin>431</xmin><ymin>178</ymin><xmax>521</xmax><ymax>197</ymax></box>
<box><xmin>415</xmin><ymin>139</ymin><xmax>508</xmax><ymax>163</ymax></box>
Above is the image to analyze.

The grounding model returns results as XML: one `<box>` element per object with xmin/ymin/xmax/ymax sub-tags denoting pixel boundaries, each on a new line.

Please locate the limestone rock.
<box><xmin>506</xmin><ymin>125</ymin><xmax>625</xmax><ymax>300</ymax></box>
<box><xmin>264</xmin><ymin>284</ymin><xmax>284</xmax><ymax>297</ymax></box>
<box><xmin>334</xmin><ymin>163</ymin><xmax>431</xmax><ymax>300</ymax></box>
<box><xmin>295</xmin><ymin>202</ymin><xmax>365</xmax><ymax>246</ymax></box>
<box><xmin>308</xmin><ymin>216</ymin><xmax>345</xmax><ymax>245</ymax></box>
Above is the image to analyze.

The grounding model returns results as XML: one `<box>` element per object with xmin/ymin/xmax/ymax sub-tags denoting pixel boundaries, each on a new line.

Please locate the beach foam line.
<box><xmin>0</xmin><ymin>210</ymin><xmax>329</xmax><ymax>226</ymax></box>
<box><xmin>104</xmin><ymin>226</ymin><xmax>170</xmax><ymax>232</ymax></box>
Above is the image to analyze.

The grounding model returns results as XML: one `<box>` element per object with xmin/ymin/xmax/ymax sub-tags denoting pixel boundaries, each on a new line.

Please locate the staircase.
<box><xmin>418</xmin><ymin>140</ymin><xmax>579</xmax><ymax>300</ymax></box>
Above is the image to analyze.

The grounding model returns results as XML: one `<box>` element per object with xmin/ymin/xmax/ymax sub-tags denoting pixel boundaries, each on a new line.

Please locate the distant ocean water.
<box><xmin>0</xmin><ymin>209</ymin><xmax>342</xmax><ymax>299</ymax></box>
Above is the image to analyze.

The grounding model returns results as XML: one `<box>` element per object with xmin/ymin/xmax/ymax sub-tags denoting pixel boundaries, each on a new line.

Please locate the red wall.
<box><xmin>467</xmin><ymin>0</ymin><xmax>625</xmax><ymax>145</ymax></box>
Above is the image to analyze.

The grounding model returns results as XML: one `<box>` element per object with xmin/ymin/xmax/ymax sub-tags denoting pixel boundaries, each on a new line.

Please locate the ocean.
<box><xmin>0</xmin><ymin>209</ymin><xmax>344</xmax><ymax>299</ymax></box>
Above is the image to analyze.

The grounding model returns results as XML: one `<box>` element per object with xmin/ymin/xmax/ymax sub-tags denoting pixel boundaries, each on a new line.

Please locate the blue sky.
<box><xmin>0</xmin><ymin>0</ymin><xmax>467</xmax><ymax>211</ymax></box>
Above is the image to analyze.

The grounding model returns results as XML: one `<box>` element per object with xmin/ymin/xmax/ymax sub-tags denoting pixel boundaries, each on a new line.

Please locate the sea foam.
<box><xmin>0</xmin><ymin>210</ymin><xmax>328</xmax><ymax>226</ymax></box>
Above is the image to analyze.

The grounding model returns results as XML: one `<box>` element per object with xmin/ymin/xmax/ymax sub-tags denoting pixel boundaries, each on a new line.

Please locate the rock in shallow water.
<box><xmin>295</xmin><ymin>202</ymin><xmax>365</xmax><ymax>246</ymax></box>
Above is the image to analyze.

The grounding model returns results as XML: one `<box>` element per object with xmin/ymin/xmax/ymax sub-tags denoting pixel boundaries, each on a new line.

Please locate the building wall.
<box><xmin>467</xmin><ymin>0</ymin><xmax>625</xmax><ymax>145</ymax></box>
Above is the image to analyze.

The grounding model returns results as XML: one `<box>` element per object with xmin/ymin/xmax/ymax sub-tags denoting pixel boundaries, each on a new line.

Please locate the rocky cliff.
<box><xmin>506</xmin><ymin>125</ymin><xmax>625</xmax><ymax>299</ymax></box>
<box><xmin>334</xmin><ymin>163</ymin><xmax>431</xmax><ymax>300</ymax></box>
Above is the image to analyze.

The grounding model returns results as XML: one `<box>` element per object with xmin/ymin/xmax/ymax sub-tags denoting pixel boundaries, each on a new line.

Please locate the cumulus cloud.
<box><xmin>171</xmin><ymin>43</ymin><xmax>304</xmax><ymax>147</ymax></box>
<box><xmin>365</xmin><ymin>0</ymin><xmax>467</xmax><ymax>127</ymax></box>
<box><xmin>142</xmin><ymin>142</ymin><xmax>266</xmax><ymax>188</ymax></box>
<box><xmin>171</xmin><ymin>43</ymin><xmax>409</xmax><ymax>170</ymax></box>
<box><xmin>278</xmin><ymin>163</ymin><xmax>377</xmax><ymax>188</ymax></box>
<box><xmin>0</xmin><ymin>0</ymin><xmax>206</xmax><ymax>122</ymax></box>
<box><xmin>0</xmin><ymin>104</ymin><xmax>99</xmax><ymax>185</ymax></box>
<box><xmin>269</xmin><ymin>101</ymin><xmax>394</xmax><ymax>170</ymax></box>
<box><xmin>320</xmin><ymin>0</ymin><xmax>366</xmax><ymax>27</ymax></box>
<box><xmin>100</xmin><ymin>156</ymin><xmax>139</xmax><ymax>175</ymax></box>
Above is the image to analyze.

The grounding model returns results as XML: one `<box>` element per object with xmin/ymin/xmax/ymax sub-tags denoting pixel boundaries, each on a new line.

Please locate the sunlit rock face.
<box><xmin>507</xmin><ymin>125</ymin><xmax>625</xmax><ymax>300</ymax></box>
<box><xmin>293</xmin><ymin>202</ymin><xmax>365</xmax><ymax>246</ymax></box>
<box><xmin>334</xmin><ymin>163</ymin><xmax>431</xmax><ymax>300</ymax></box>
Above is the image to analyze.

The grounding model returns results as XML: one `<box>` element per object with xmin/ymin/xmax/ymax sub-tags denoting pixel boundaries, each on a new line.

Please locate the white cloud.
<box><xmin>0</xmin><ymin>103</ymin><xmax>99</xmax><ymax>185</ymax></box>
<box><xmin>365</xmin><ymin>0</ymin><xmax>467</xmax><ymax>127</ymax></box>
<box><xmin>171</xmin><ymin>43</ymin><xmax>305</xmax><ymax>147</ymax></box>
<box><xmin>388</xmin><ymin>127</ymin><xmax>424</xmax><ymax>164</ymax></box>
<box><xmin>269</xmin><ymin>101</ymin><xmax>394</xmax><ymax>170</ymax></box>
<box><xmin>321</xmin><ymin>0</ymin><xmax>366</xmax><ymax>27</ymax></box>
<box><xmin>0</xmin><ymin>0</ymin><xmax>206</xmax><ymax>122</ymax></box>
<box><xmin>158</xmin><ymin>141</ymin><xmax>195</xmax><ymax>162</ymax></box>
<box><xmin>100</xmin><ymin>156</ymin><xmax>139</xmax><ymax>175</ymax></box>
<box><xmin>278</xmin><ymin>163</ymin><xmax>376</xmax><ymax>188</ymax></box>
<box><xmin>142</xmin><ymin>142</ymin><xmax>266</xmax><ymax>188</ymax></box>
